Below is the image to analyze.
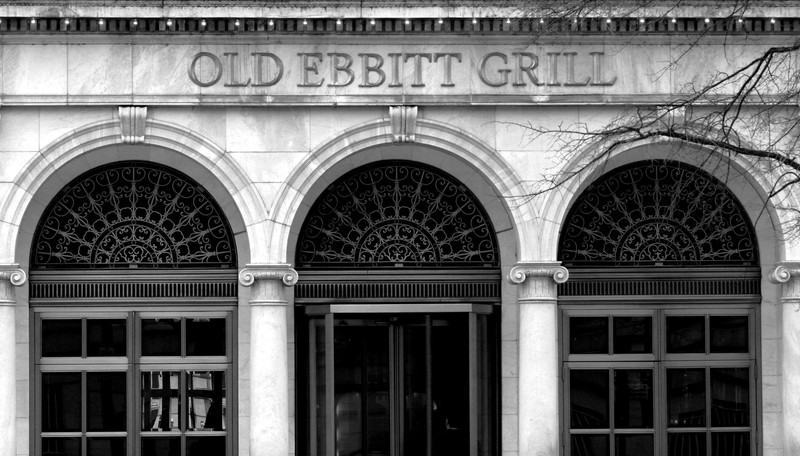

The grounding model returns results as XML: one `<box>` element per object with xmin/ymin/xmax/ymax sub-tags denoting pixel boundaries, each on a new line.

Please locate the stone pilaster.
<box><xmin>239</xmin><ymin>264</ymin><xmax>298</xmax><ymax>456</ymax></box>
<box><xmin>770</xmin><ymin>264</ymin><xmax>800</xmax><ymax>455</ymax></box>
<box><xmin>0</xmin><ymin>265</ymin><xmax>25</xmax><ymax>456</ymax></box>
<box><xmin>507</xmin><ymin>262</ymin><xmax>568</xmax><ymax>456</ymax></box>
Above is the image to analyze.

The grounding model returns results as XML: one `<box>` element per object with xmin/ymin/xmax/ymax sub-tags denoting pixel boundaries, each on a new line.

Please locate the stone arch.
<box><xmin>539</xmin><ymin>137</ymin><xmax>789</xmax><ymax>268</ymax></box>
<box><xmin>4</xmin><ymin>117</ymin><xmax>262</xmax><ymax>269</ymax></box>
<box><xmin>269</xmin><ymin>117</ymin><xmax>532</xmax><ymax>266</ymax></box>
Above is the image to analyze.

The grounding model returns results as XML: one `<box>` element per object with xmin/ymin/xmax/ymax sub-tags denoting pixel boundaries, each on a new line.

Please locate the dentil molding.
<box><xmin>238</xmin><ymin>264</ymin><xmax>299</xmax><ymax>287</ymax></box>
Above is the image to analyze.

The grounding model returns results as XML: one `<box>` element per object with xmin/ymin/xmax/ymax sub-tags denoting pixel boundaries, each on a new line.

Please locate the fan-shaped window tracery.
<box><xmin>33</xmin><ymin>162</ymin><xmax>236</xmax><ymax>269</ymax></box>
<box><xmin>296</xmin><ymin>161</ymin><xmax>498</xmax><ymax>268</ymax></box>
<box><xmin>559</xmin><ymin>160</ymin><xmax>758</xmax><ymax>266</ymax></box>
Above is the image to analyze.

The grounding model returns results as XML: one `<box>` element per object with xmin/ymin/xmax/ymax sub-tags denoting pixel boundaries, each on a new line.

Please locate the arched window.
<box><xmin>31</xmin><ymin>162</ymin><xmax>237</xmax><ymax>456</ymax></box>
<box><xmin>558</xmin><ymin>160</ymin><xmax>759</xmax><ymax>456</ymax></box>
<box><xmin>295</xmin><ymin>161</ymin><xmax>500</xmax><ymax>456</ymax></box>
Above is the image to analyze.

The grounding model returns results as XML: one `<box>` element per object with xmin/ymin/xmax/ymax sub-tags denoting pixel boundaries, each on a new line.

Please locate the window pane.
<box><xmin>87</xmin><ymin>437</ymin><xmax>126</xmax><ymax>456</ymax></box>
<box><xmin>87</xmin><ymin>372</ymin><xmax>126</xmax><ymax>431</ymax></box>
<box><xmin>142</xmin><ymin>371</ymin><xmax>181</xmax><ymax>431</ymax></box>
<box><xmin>87</xmin><ymin>319</ymin><xmax>126</xmax><ymax>356</ymax></box>
<box><xmin>570</xmin><ymin>370</ymin><xmax>608</xmax><ymax>428</ymax></box>
<box><xmin>668</xmin><ymin>433</ymin><xmax>706</xmax><ymax>456</ymax></box>
<box><xmin>187</xmin><ymin>436</ymin><xmax>226</xmax><ymax>456</ymax></box>
<box><xmin>142</xmin><ymin>437</ymin><xmax>181</xmax><ymax>456</ymax></box>
<box><xmin>187</xmin><ymin>318</ymin><xmax>226</xmax><ymax>356</ymax></box>
<box><xmin>142</xmin><ymin>319</ymin><xmax>181</xmax><ymax>356</ymax></box>
<box><xmin>667</xmin><ymin>368</ymin><xmax>706</xmax><ymax>427</ymax></box>
<box><xmin>42</xmin><ymin>437</ymin><xmax>81</xmax><ymax>456</ymax></box>
<box><xmin>571</xmin><ymin>434</ymin><xmax>609</xmax><ymax>456</ymax></box>
<box><xmin>614</xmin><ymin>369</ymin><xmax>653</xmax><ymax>428</ymax></box>
<box><xmin>42</xmin><ymin>320</ymin><xmax>82</xmax><ymax>357</ymax></box>
<box><xmin>712</xmin><ymin>432</ymin><xmax>749</xmax><ymax>456</ymax></box>
<box><xmin>711</xmin><ymin>368</ymin><xmax>749</xmax><ymax>427</ymax></box>
<box><xmin>667</xmin><ymin>316</ymin><xmax>705</xmax><ymax>353</ymax></box>
<box><xmin>613</xmin><ymin>316</ymin><xmax>652</xmax><ymax>354</ymax></box>
<box><xmin>570</xmin><ymin>317</ymin><xmax>608</xmax><ymax>354</ymax></box>
<box><xmin>188</xmin><ymin>371</ymin><xmax>226</xmax><ymax>430</ymax></box>
<box><xmin>615</xmin><ymin>434</ymin><xmax>653</xmax><ymax>456</ymax></box>
<box><xmin>710</xmin><ymin>316</ymin><xmax>748</xmax><ymax>353</ymax></box>
<box><xmin>42</xmin><ymin>372</ymin><xmax>82</xmax><ymax>432</ymax></box>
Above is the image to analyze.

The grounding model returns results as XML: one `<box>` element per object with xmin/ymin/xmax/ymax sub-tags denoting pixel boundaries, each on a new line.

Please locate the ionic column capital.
<box><xmin>0</xmin><ymin>265</ymin><xmax>26</xmax><ymax>287</ymax></box>
<box><xmin>238</xmin><ymin>264</ymin><xmax>298</xmax><ymax>287</ymax></box>
<box><xmin>507</xmin><ymin>262</ymin><xmax>569</xmax><ymax>285</ymax></box>
<box><xmin>769</xmin><ymin>263</ymin><xmax>800</xmax><ymax>284</ymax></box>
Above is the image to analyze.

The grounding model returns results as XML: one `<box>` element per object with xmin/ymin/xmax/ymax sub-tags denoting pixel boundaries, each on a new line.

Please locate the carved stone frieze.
<box><xmin>389</xmin><ymin>106</ymin><xmax>418</xmax><ymax>143</ymax></box>
<box><xmin>119</xmin><ymin>106</ymin><xmax>148</xmax><ymax>144</ymax></box>
<box><xmin>239</xmin><ymin>264</ymin><xmax>299</xmax><ymax>287</ymax></box>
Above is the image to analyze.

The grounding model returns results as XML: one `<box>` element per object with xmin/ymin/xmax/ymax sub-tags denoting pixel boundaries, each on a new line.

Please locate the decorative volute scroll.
<box><xmin>507</xmin><ymin>262</ymin><xmax>568</xmax><ymax>301</ymax></box>
<box><xmin>119</xmin><ymin>106</ymin><xmax>147</xmax><ymax>144</ymax></box>
<box><xmin>770</xmin><ymin>263</ymin><xmax>800</xmax><ymax>299</ymax></box>
<box><xmin>239</xmin><ymin>264</ymin><xmax>299</xmax><ymax>287</ymax></box>
<box><xmin>559</xmin><ymin>160</ymin><xmax>758</xmax><ymax>267</ymax></box>
<box><xmin>32</xmin><ymin>162</ymin><xmax>236</xmax><ymax>269</ymax></box>
<box><xmin>389</xmin><ymin>106</ymin><xmax>418</xmax><ymax>143</ymax></box>
<box><xmin>0</xmin><ymin>264</ymin><xmax>26</xmax><ymax>302</ymax></box>
<box><xmin>296</xmin><ymin>161</ymin><xmax>498</xmax><ymax>268</ymax></box>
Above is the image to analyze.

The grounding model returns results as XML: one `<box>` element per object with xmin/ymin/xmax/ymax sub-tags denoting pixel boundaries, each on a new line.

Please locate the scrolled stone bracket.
<box><xmin>238</xmin><ymin>264</ymin><xmax>299</xmax><ymax>287</ymax></box>
<box><xmin>389</xmin><ymin>106</ymin><xmax>418</xmax><ymax>143</ymax></box>
<box><xmin>119</xmin><ymin>106</ymin><xmax>148</xmax><ymax>144</ymax></box>
<box><xmin>507</xmin><ymin>262</ymin><xmax>569</xmax><ymax>285</ymax></box>
<box><xmin>0</xmin><ymin>265</ymin><xmax>27</xmax><ymax>287</ymax></box>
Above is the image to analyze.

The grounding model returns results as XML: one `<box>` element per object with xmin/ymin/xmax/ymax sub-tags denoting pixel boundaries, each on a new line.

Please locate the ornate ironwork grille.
<box><xmin>296</xmin><ymin>161</ymin><xmax>498</xmax><ymax>269</ymax></box>
<box><xmin>559</xmin><ymin>160</ymin><xmax>758</xmax><ymax>267</ymax></box>
<box><xmin>32</xmin><ymin>162</ymin><xmax>236</xmax><ymax>269</ymax></box>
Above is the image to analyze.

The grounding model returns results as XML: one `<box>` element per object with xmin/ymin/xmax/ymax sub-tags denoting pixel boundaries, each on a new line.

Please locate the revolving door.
<box><xmin>300</xmin><ymin>307</ymin><xmax>497</xmax><ymax>456</ymax></box>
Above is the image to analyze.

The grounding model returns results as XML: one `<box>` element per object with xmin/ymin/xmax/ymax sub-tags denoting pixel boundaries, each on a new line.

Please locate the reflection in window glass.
<box><xmin>187</xmin><ymin>436</ymin><xmax>227</xmax><ymax>456</ymax></box>
<box><xmin>87</xmin><ymin>372</ymin><xmax>127</xmax><ymax>431</ymax></box>
<box><xmin>42</xmin><ymin>372</ymin><xmax>82</xmax><ymax>432</ymax></box>
<box><xmin>142</xmin><ymin>371</ymin><xmax>181</xmax><ymax>431</ymax></box>
<box><xmin>712</xmin><ymin>432</ymin><xmax>749</xmax><ymax>456</ymax></box>
<box><xmin>87</xmin><ymin>319</ymin><xmax>126</xmax><ymax>357</ymax></box>
<box><xmin>668</xmin><ymin>433</ymin><xmax>706</xmax><ymax>456</ymax></box>
<box><xmin>613</xmin><ymin>317</ymin><xmax>652</xmax><ymax>354</ymax></box>
<box><xmin>142</xmin><ymin>319</ymin><xmax>181</xmax><ymax>356</ymax></box>
<box><xmin>615</xmin><ymin>434</ymin><xmax>653</xmax><ymax>456</ymax></box>
<box><xmin>570</xmin><ymin>317</ymin><xmax>608</xmax><ymax>354</ymax></box>
<box><xmin>667</xmin><ymin>317</ymin><xmax>705</xmax><ymax>353</ymax></box>
<box><xmin>87</xmin><ymin>437</ymin><xmax>126</xmax><ymax>456</ymax></box>
<box><xmin>188</xmin><ymin>371</ymin><xmax>226</xmax><ymax>430</ymax></box>
<box><xmin>571</xmin><ymin>434</ymin><xmax>608</xmax><ymax>456</ymax></box>
<box><xmin>570</xmin><ymin>370</ymin><xmax>608</xmax><ymax>428</ymax></box>
<box><xmin>667</xmin><ymin>369</ymin><xmax>706</xmax><ymax>427</ymax></box>
<box><xmin>42</xmin><ymin>320</ymin><xmax>82</xmax><ymax>357</ymax></box>
<box><xmin>187</xmin><ymin>318</ymin><xmax>226</xmax><ymax>356</ymax></box>
<box><xmin>711</xmin><ymin>368</ymin><xmax>749</xmax><ymax>427</ymax></box>
<box><xmin>614</xmin><ymin>369</ymin><xmax>653</xmax><ymax>428</ymax></box>
<box><xmin>42</xmin><ymin>437</ymin><xmax>81</xmax><ymax>456</ymax></box>
<box><xmin>710</xmin><ymin>316</ymin><xmax>748</xmax><ymax>353</ymax></box>
<box><xmin>142</xmin><ymin>437</ymin><xmax>181</xmax><ymax>456</ymax></box>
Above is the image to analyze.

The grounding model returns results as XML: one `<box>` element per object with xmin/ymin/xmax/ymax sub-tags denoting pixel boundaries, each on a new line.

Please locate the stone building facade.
<box><xmin>1</xmin><ymin>1</ymin><xmax>799</xmax><ymax>456</ymax></box>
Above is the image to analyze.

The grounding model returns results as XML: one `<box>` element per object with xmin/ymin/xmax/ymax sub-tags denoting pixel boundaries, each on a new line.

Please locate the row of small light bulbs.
<box><xmin>21</xmin><ymin>16</ymin><xmax>778</xmax><ymax>27</ymax></box>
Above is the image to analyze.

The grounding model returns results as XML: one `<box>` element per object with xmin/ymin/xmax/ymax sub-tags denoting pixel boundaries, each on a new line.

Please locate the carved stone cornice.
<box><xmin>507</xmin><ymin>262</ymin><xmax>569</xmax><ymax>285</ymax></box>
<box><xmin>0</xmin><ymin>265</ymin><xmax>27</xmax><ymax>287</ymax></box>
<box><xmin>238</xmin><ymin>264</ymin><xmax>298</xmax><ymax>287</ymax></box>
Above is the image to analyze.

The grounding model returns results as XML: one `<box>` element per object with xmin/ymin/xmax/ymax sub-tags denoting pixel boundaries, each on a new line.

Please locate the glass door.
<box><xmin>302</xmin><ymin>311</ymin><xmax>496</xmax><ymax>456</ymax></box>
